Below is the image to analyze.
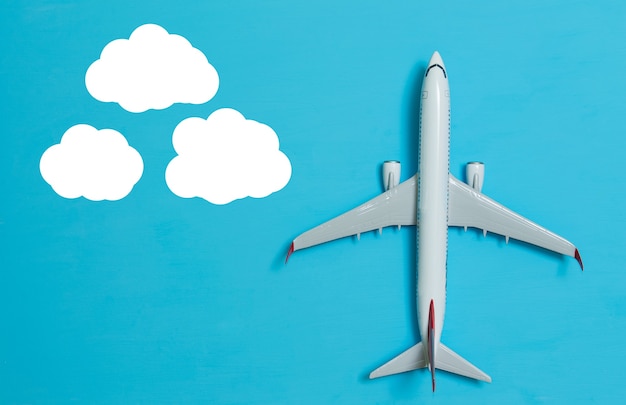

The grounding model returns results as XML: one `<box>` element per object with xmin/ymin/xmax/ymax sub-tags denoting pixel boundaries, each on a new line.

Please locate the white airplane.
<box><xmin>286</xmin><ymin>51</ymin><xmax>583</xmax><ymax>391</ymax></box>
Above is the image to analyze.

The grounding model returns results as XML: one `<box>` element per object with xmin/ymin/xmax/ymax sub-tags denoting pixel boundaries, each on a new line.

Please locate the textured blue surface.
<box><xmin>1</xmin><ymin>1</ymin><xmax>625</xmax><ymax>403</ymax></box>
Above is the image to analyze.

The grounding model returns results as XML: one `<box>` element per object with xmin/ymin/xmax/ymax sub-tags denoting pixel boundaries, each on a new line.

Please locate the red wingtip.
<box><xmin>285</xmin><ymin>242</ymin><xmax>295</xmax><ymax>264</ymax></box>
<box><xmin>575</xmin><ymin>249</ymin><xmax>584</xmax><ymax>271</ymax></box>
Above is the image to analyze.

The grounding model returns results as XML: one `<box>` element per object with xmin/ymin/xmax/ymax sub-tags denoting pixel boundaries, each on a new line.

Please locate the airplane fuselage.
<box><xmin>417</xmin><ymin>53</ymin><xmax>450</xmax><ymax>354</ymax></box>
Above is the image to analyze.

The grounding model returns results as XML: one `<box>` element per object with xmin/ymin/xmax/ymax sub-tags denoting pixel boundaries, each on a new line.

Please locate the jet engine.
<box><xmin>382</xmin><ymin>160</ymin><xmax>401</xmax><ymax>191</ymax></box>
<box><xmin>465</xmin><ymin>161</ymin><xmax>484</xmax><ymax>192</ymax></box>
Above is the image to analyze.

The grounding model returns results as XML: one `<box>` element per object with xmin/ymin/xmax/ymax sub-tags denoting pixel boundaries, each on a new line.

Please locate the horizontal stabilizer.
<box><xmin>436</xmin><ymin>343</ymin><xmax>491</xmax><ymax>383</ymax></box>
<box><xmin>369</xmin><ymin>342</ymin><xmax>427</xmax><ymax>379</ymax></box>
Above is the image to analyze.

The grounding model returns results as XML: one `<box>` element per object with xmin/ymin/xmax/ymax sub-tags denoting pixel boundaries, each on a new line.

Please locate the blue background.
<box><xmin>1</xmin><ymin>1</ymin><xmax>625</xmax><ymax>403</ymax></box>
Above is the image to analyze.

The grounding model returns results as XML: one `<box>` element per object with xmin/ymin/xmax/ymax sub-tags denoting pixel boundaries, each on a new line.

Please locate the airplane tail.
<box><xmin>370</xmin><ymin>299</ymin><xmax>490</xmax><ymax>389</ymax></box>
<box><xmin>369</xmin><ymin>341</ymin><xmax>491</xmax><ymax>386</ymax></box>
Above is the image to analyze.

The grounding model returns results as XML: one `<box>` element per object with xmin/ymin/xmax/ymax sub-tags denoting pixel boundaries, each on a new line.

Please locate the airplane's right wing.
<box><xmin>288</xmin><ymin>174</ymin><xmax>418</xmax><ymax>259</ymax></box>
<box><xmin>447</xmin><ymin>174</ymin><xmax>583</xmax><ymax>269</ymax></box>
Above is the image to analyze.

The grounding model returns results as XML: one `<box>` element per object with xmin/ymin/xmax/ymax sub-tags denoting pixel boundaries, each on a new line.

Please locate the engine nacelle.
<box><xmin>382</xmin><ymin>160</ymin><xmax>401</xmax><ymax>191</ymax></box>
<box><xmin>465</xmin><ymin>161</ymin><xmax>485</xmax><ymax>192</ymax></box>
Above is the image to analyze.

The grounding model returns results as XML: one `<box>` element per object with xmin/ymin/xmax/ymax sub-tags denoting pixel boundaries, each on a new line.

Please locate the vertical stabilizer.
<box><xmin>427</xmin><ymin>299</ymin><xmax>436</xmax><ymax>391</ymax></box>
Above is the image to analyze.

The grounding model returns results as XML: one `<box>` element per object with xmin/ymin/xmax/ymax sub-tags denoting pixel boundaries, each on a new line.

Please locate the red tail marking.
<box><xmin>575</xmin><ymin>249</ymin><xmax>584</xmax><ymax>271</ymax></box>
<box><xmin>429</xmin><ymin>300</ymin><xmax>435</xmax><ymax>330</ymax></box>
<box><xmin>285</xmin><ymin>242</ymin><xmax>295</xmax><ymax>264</ymax></box>
<box><xmin>428</xmin><ymin>299</ymin><xmax>436</xmax><ymax>392</ymax></box>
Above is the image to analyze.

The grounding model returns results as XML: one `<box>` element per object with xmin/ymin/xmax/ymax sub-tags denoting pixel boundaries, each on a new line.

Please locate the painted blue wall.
<box><xmin>1</xmin><ymin>1</ymin><xmax>624</xmax><ymax>403</ymax></box>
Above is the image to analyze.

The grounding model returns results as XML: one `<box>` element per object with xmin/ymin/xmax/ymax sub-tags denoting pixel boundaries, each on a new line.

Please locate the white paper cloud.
<box><xmin>40</xmin><ymin>125</ymin><xmax>144</xmax><ymax>201</ymax></box>
<box><xmin>85</xmin><ymin>24</ymin><xmax>219</xmax><ymax>113</ymax></box>
<box><xmin>166</xmin><ymin>108</ymin><xmax>292</xmax><ymax>205</ymax></box>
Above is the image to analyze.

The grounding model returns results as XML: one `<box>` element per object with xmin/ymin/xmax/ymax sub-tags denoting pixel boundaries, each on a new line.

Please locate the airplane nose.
<box><xmin>428</xmin><ymin>51</ymin><xmax>445</xmax><ymax>70</ymax></box>
<box><xmin>425</xmin><ymin>51</ymin><xmax>447</xmax><ymax>78</ymax></box>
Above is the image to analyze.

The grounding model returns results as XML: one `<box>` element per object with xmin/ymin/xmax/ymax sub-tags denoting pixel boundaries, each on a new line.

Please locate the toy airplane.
<box><xmin>286</xmin><ymin>51</ymin><xmax>583</xmax><ymax>391</ymax></box>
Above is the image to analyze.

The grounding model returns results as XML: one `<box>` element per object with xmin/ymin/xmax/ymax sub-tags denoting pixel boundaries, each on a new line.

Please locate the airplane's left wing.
<box><xmin>447</xmin><ymin>174</ymin><xmax>583</xmax><ymax>269</ymax></box>
<box><xmin>287</xmin><ymin>174</ymin><xmax>417</xmax><ymax>260</ymax></box>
